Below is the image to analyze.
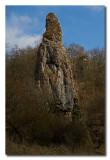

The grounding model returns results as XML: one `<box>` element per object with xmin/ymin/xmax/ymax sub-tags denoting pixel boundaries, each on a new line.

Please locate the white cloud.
<box><xmin>6</xmin><ymin>14</ymin><xmax>42</xmax><ymax>49</ymax></box>
<box><xmin>7</xmin><ymin>15</ymin><xmax>32</xmax><ymax>27</ymax></box>
<box><xmin>88</xmin><ymin>6</ymin><xmax>104</xmax><ymax>12</ymax></box>
<box><xmin>6</xmin><ymin>27</ymin><xmax>42</xmax><ymax>49</ymax></box>
<box><xmin>19</xmin><ymin>16</ymin><xmax>32</xmax><ymax>23</ymax></box>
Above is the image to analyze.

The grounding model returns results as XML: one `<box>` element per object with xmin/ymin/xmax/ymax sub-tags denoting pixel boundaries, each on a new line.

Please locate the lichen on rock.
<box><xmin>35</xmin><ymin>12</ymin><xmax>74</xmax><ymax>113</ymax></box>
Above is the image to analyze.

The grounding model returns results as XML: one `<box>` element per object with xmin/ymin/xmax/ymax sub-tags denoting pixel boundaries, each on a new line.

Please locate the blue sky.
<box><xmin>6</xmin><ymin>5</ymin><xmax>105</xmax><ymax>51</ymax></box>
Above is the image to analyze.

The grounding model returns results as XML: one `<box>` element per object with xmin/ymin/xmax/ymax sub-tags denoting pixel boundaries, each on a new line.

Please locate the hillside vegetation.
<box><xmin>6</xmin><ymin>44</ymin><xmax>105</xmax><ymax>155</ymax></box>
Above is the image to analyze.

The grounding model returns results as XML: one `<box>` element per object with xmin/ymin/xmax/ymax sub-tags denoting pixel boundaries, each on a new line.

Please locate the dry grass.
<box><xmin>6</xmin><ymin>138</ymin><xmax>73</xmax><ymax>155</ymax></box>
<box><xmin>6</xmin><ymin>138</ymin><xmax>95</xmax><ymax>155</ymax></box>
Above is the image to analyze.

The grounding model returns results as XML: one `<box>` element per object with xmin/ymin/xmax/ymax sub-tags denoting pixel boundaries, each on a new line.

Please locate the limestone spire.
<box><xmin>43</xmin><ymin>12</ymin><xmax>62</xmax><ymax>41</ymax></box>
<box><xmin>35</xmin><ymin>13</ymin><xmax>74</xmax><ymax>113</ymax></box>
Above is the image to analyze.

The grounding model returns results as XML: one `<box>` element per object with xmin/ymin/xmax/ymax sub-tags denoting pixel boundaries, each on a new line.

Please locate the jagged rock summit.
<box><xmin>35</xmin><ymin>13</ymin><xmax>74</xmax><ymax>112</ymax></box>
<box><xmin>43</xmin><ymin>12</ymin><xmax>62</xmax><ymax>42</ymax></box>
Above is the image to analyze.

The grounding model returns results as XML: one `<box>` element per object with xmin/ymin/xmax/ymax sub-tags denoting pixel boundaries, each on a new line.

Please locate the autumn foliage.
<box><xmin>6</xmin><ymin>44</ymin><xmax>105</xmax><ymax>154</ymax></box>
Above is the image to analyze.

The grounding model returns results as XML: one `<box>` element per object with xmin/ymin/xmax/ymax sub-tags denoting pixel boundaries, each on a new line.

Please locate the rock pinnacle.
<box><xmin>43</xmin><ymin>12</ymin><xmax>62</xmax><ymax>42</ymax></box>
<box><xmin>35</xmin><ymin>13</ymin><xmax>74</xmax><ymax>113</ymax></box>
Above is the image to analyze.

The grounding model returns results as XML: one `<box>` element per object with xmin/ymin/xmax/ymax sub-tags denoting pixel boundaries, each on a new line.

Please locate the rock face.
<box><xmin>35</xmin><ymin>13</ymin><xmax>74</xmax><ymax>112</ymax></box>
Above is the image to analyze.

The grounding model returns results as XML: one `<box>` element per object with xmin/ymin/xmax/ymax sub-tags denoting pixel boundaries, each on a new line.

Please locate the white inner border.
<box><xmin>0</xmin><ymin>0</ymin><xmax>109</xmax><ymax>159</ymax></box>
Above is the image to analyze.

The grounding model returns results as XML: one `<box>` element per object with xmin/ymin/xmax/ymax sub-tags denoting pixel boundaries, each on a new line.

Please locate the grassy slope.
<box><xmin>6</xmin><ymin>139</ymin><xmax>95</xmax><ymax>155</ymax></box>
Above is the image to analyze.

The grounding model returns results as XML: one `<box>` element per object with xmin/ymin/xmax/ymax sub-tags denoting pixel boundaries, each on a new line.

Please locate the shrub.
<box><xmin>64</xmin><ymin>120</ymin><xmax>92</xmax><ymax>151</ymax></box>
<box><xmin>6</xmin><ymin>45</ymin><xmax>93</xmax><ymax>153</ymax></box>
